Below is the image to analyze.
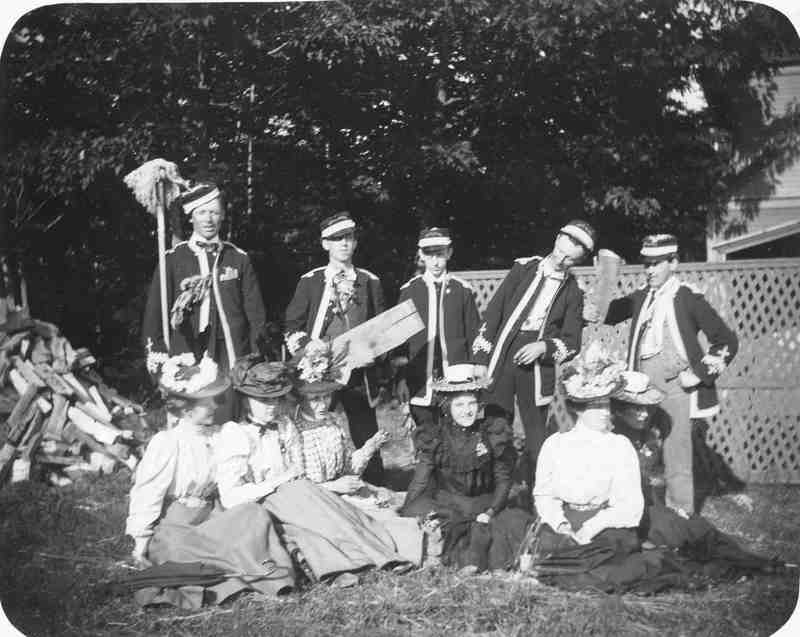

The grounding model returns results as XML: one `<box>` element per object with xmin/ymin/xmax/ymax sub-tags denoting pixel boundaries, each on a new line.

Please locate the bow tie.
<box><xmin>196</xmin><ymin>241</ymin><xmax>220</xmax><ymax>252</ymax></box>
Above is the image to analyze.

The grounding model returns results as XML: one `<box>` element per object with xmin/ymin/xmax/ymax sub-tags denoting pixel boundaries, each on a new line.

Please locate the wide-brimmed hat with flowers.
<box><xmin>611</xmin><ymin>371</ymin><xmax>665</xmax><ymax>406</ymax></box>
<box><xmin>560</xmin><ymin>342</ymin><xmax>627</xmax><ymax>403</ymax></box>
<box><xmin>158</xmin><ymin>353</ymin><xmax>230</xmax><ymax>399</ymax></box>
<box><xmin>432</xmin><ymin>364</ymin><xmax>487</xmax><ymax>394</ymax></box>
<box><xmin>231</xmin><ymin>354</ymin><xmax>293</xmax><ymax>399</ymax></box>
<box><xmin>292</xmin><ymin>339</ymin><xmax>347</xmax><ymax>396</ymax></box>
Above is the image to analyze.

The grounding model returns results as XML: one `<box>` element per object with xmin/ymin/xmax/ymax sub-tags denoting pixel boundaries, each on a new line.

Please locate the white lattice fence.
<box><xmin>454</xmin><ymin>258</ymin><xmax>800</xmax><ymax>483</ymax></box>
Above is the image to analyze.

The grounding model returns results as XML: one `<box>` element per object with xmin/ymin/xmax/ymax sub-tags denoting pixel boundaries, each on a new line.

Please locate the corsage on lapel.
<box><xmin>170</xmin><ymin>274</ymin><xmax>212</xmax><ymax>329</ymax></box>
<box><xmin>475</xmin><ymin>441</ymin><xmax>489</xmax><ymax>457</ymax></box>
<box><xmin>219</xmin><ymin>266</ymin><xmax>239</xmax><ymax>282</ymax></box>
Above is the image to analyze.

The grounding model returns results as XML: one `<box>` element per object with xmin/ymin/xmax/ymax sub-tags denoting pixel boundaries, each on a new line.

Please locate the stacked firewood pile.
<box><xmin>0</xmin><ymin>316</ymin><xmax>147</xmax><ymax>487</ymax></box>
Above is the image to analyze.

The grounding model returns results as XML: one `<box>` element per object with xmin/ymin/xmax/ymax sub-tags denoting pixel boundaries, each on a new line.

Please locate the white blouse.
<box><xmin>125</xmin><ymin>421</ymin><xmax>219</xmax><ymax>540</ymax></box>
<box><xmin>533</xmin><ymin>420</ymin><xmax>644</xmax><ymax>540</ymax></box>
<box><xmin>215</xmin><ymin>417</ymin><xmax>301</xmax><ymax>509</ymax></box>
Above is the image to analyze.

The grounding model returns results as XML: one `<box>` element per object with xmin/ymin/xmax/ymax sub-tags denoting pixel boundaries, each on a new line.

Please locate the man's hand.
<box><xmin>513</xmin><ymin>341</ymin><xmax>546</xmax><ymax>366</ymax></box>
<box><xmin>476</xmin><ymin>512</ymin><xmax>491</xmax><ymax>524</ymax></box>
<box><xmin>396</xmin><ymin>378</ymin><xmax>410</xmax><ymax>404</ymax></box>
<box><xmin>679</xmin><ymin>369</ymin><xmax>702</xmax><ymax>388</ymax></box>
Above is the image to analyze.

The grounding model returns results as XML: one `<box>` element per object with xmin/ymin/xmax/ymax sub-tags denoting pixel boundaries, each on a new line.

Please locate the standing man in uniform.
<box><xmin>586</xmin><ymin>234</ymin><xmax>738</xmax><ymax>516</ymax></box>
<box><xmin>284</xmin><ymin>212</ymin><xmax>385</xmax><ymax>485</ymax></box>
<box><xmin>394</xmin><ymin>227</ymin><xmax>481</xmax><ymax>442</ymax></box>
<box><xmin>472</xmin><ymin>221</ymin><xmax>596</xmax><ymax>491</ymax></box>
<box><xmin>142</xmin><ymin>181</ymin><xmax>268</xmax><ymax>419</ymax></box>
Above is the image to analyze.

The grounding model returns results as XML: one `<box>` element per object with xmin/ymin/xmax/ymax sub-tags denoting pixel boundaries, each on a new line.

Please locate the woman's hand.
<box><xmin>325</xmin><ymin>475</ymin><xmax>364</xmax><ymax>494</ymax></box>
<box><xmin>132</xmin><ymin>537</ymin><xmax>151</xmax><ymax>567</ymax></box>
<box><xmin>475</xmin><ymin>512</ymin><xmax>491</xmax><ymax>524</ymax></box>
<box><xmin>369</xmin><ymin>430</ymin><xmax>390</xmax><ymax>450</ymax></box>
<box><xmin>513</xmin><ymin>341</ymin><xmax>546</xmax><ymax>366</ymax></box>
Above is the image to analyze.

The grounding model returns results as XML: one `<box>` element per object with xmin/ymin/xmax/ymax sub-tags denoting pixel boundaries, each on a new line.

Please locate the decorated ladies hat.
<box><xmin>292</xmin><ymin>339</ymin><xmax>347</xmax><ymax>396</ymax></box>
<box><xmin>559</xmin><ymin>220</ymin><xmax>596</xmax><ymax>253</ymax></box>
<box><xmin>320</xmin><ymin>212</ymin><xmax>357</xmax><ymax>240</ymax></box>
<box><xmin>560</xmin><ymin>342</ymin><xmax>626</xmax><ymax>403</ymax></box>
<box><xmin>231</xmin><ymin>354</ymin><xmax>293</xmax><ymax>399</ymax></box>
<box><xmin>611</xmin><ymin>371</ymin><xmax>665</xmax><ymax>406</ymax></box>
<box><xmin>432</xmin><ymin>364</ymin><xmax>487</xmax><ymax>394</ymax></box>
<box><xmin>179</xmin><ymin>181</ymin><xmax>222</xmax><ymax>216</ymax></box>
<box><xmin>158</xmin><ymin>353</ymin><xmax>230</xmax><ymax>399</ymax></box>
<box><xmin>418</xmin><ymin>227</ymin><xmax>452</xmax><ymax>250</ymax></box>
<box><xmin>640</xmin><ymin>234</ymin><xmax>678</xmax><ymax>263</ymax></box>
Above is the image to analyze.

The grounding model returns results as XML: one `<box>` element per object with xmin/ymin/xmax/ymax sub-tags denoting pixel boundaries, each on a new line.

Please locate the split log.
<box><xmin>73</xmin><ymin>348</ymin><xmax>97</xmax><ymax>368</ymax></box>
<box><xmin>40</xmin><ymin>439</ymin><xmax>82</xmax><ymax>455</ymax></box>
<box><xmin>79</xmin><ymin>376</ymin><xmax>143</xmax><ymax>413</ymax></box>
<box><xmin>61</xmin><ymin>372</ymin><xmax>92</xmax><ymax>403</ymax></box>
<box><xmin>35</xmin><ymin>453</ymin><xmax>85</xmax><ymax>466</ymax></box>
<box><xmin>8</xmin><ymin>369</ymin><xmax>52</xmax><ymax>414</ymax></box>
<box><xmin>12</xmin><ymin>357</ymin><xmax>47</xmax><ymax>389</ymax></box>
<box><xmin>30</xmin><ymin>338</ymin><xmax>53</xmax><ymax>365</ymax></box>
<box><xmin>19</xmin><ymin>338</ymin><xmax>30</xmax><ymax>358</ymax></box>
<box><xmin>0</xmin><ymin>386</ymin><xmax>39</xmax><ymax>484</ymax></box>
<box><xmin>0</xmin><ymin>331</ymin><xmax>28</xmax><ymax>354</ymax></box>
<box><xmin>67</xmin><ymin>407</ymin><xmax>122</xmax><ymax>445</ymax></box>
<box><xmin>43</xmin><ymin>394</ymin><xmax>70</xmax><ymax>440</ymax></box>
<box><xmin>88</xmin><ymin>386</ymin><xmax>113</xmax><ymax>421</ymax></box>
<box><xmin>0</xmin><ymin>350</ymin><xmax>10</xmax><ymax>385</ymax></box>
<box><xmin>33</xmin><ymin>363</ymin><xmax>75</xmax><ymax>396</ymax></box>
<box><xmin>62</xmin><ymin>423</ymin><xmax>126</xmax><ymax>470</ymax></box>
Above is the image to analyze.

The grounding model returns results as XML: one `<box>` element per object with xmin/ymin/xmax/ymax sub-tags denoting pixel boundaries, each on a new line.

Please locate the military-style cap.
<box><xmin>640</xmin><ymin>234</ymin><xmax>678</xmax><ymax>262</ymax></box>
<box><xmin>559</xmin><ymin>220</ymin><xmax>596</xmax><ymax>252</ymax></box>
<box><xmin>180</xmin><ymin>182</ymin><xmax>221</xmax><ymax>216</ymax></box>
<box><xmin>321</xmin><ymin>212</ymin><xmax>357</xmax><ymax>239</ymax></box>
<box><xmin>418</xmin><ymin>227</ymin><xmax>452</xmax><ymax>249</ymax></box>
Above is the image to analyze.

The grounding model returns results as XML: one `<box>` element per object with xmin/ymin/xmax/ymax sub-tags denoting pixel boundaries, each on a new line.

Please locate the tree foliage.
<box><xmin>0</xmin><ymin>1</ymin><xmax>798</xmax><ymax>363</ymax></box>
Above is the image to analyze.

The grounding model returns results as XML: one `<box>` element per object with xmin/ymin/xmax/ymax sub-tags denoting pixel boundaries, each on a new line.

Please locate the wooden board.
<box><xmin>34</xmin><ymin>363</ymin><xmax>75</xmax><ymax>396</ymax></box>
<box><xmin>332</xmin><ymin>299</ymin><xmax>425</xmax><ymax>369</ymax></box>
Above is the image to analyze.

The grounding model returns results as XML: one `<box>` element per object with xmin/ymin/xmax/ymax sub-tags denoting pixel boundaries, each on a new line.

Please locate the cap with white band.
<box><xmin>181</xmin><ymin>183</ymin><xmax>221</xmax><ymax>216</ymax></box>
<box><xmin>321</xmin><ymin>212</ymin><xmax>357</xmax><ymax>239</ymax></box>
<box><xmin>559</xmin><ymin>220</ymin><xmax>596</xmax><ymax>252</ymax></box>
<box><xmin>418</xmin><ymin>227</ymin><xmax>452</xmax><ymax>249</ymax></box>
<box><xmin>640</xmin><ymin>234</ymin><xmax>678</xmax><ymax>259</ymax></box>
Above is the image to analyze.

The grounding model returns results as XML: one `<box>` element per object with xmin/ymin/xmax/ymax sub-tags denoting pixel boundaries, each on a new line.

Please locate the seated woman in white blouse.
<box><xmin>533</xmin><ymin>349</ymin><xmax>647</xmax><ymax>552</ymax></box>
<box><xmin>125</xmin><ymin>354</ymin><xmax>296</xmax><ymax>607</ymax></box>
<box><xmin>215</xmin><ymin>354</ymin><xmax>423</xmax><ymax>586</ymax></box>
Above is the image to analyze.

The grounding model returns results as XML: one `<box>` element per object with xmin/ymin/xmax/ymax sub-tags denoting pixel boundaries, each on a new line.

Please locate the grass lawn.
<box><xmin>1</xmin><ymin>403</ymin><xmax>798</xmax><ymax>636</ymax></box>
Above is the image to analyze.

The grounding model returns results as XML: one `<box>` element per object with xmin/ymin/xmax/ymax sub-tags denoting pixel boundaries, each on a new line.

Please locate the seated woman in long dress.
<box><xmin>125</xmin><ymin>354</ymin><xmax>296</xmax><ymax>608</ymax></box>
<box><xmin>215</xmin><ymin>353</ymin><xmax>423</xmax><ymax>586</ymax></box>
<box><xmin>399</xmin><ymin>364</ymin><xmax>534</xmax><ymax>573</ymax></box>
<box><xmin>524</xmin><ymin>344</ymin><xmax>786</xmax><ymax>592</ymax></box>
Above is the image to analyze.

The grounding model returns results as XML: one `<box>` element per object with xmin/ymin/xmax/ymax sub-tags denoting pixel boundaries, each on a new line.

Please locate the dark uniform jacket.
<box><xmin>471</xmin><ymin>256</ymin><xmax>584</xmax><ymax>406</ymax></box>
<box><xmin>396</xmin><ymin>272</ymin><xmax>481</xmax><ymax>406</ymax></box>
<box><xmin>143</xmin><ymin>237</ymin><xmax>267</xmax><ymax>371</ymax></box>
<box><xmin>284</xmin><ymin>264</ymin><xmax>385</xmax><ymax>404</ymax></box>
<box><xmin>605</xmin><ymin>279</ymin><xmax>738</xmax><ymax>418</ymax></box>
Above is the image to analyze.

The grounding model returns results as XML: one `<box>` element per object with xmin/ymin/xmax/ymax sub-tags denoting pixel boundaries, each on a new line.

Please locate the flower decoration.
<box><xmin>296</xmin><ymin>339</ymin><xmax>349</xmax><ymax>385</ymax></box>
<box><xmin>561</xmin><ymin>341</ymin><xmax>626</xmax><ymax>401</ymax></box>
<box><xmin>170</xmin><ymin>274</ymin><xmax>213</xmax><ymax>329</ymax></box>
<box><xmin>160</xmin><ymin>353</ymin><xmax>219</xmax><ymax>395</ymax></box>
<box><xmin>329</xmin><ymin>271</ymin><xmax>359</xmax><ymax>317</ymax></box>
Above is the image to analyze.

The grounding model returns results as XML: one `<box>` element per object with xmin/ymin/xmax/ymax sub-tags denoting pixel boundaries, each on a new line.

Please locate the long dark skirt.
<box><xmin>134</xmin><ymin>501</ymin><xmax>296</xmax><ymax>608</ymax></box>
<box><xmin>401</xmin><ymin>489</ymin><xmax>534</xmax><ymax>572</ymax></box>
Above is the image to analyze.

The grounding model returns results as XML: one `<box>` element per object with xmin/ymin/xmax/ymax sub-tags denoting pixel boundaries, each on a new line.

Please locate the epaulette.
<box><xmin>514</xmin><ymin>255</ymin><xmax>541</xmax><ymax>266</ymax></box>
<box><xmin>301</xmin><ymin>266</ymin><xmax>326</xmax><ymax>279</ymax></box>
<box><xmin>448</xmin><ymin>275</ymin><xmax>473</xmax><ymax>291</ymax></box>
<box><xmin>222</xmin><ymin>241</ymin><xmax>248</xmax><ymax>256</ymax></box>
<box><xmin>357</xmin><ymin>267</ymin><xmax>380</xmax><ymax>281</ymax></box>
<box><xmin>165</xmin><ymin>241</ymin><xmax>188</xmax><ymax>255</ymax></box>
<box><xmin>400</xmin><ymin>275</ymin><xmax>422</xmax><ymax>290</ymax></box>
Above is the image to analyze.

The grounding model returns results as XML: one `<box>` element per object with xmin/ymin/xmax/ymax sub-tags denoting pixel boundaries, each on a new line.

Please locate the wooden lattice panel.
<box><xmin>454</xmin><ymin>258</ymin><xmax>800</xmax><ymax>483</ymax></box>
